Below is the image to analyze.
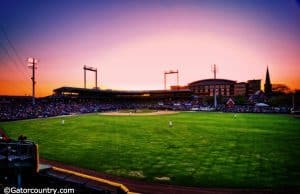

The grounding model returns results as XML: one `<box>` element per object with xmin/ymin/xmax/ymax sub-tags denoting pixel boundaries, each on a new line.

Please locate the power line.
<box><xmin>0</xmin><ymin>26</ymin><xmax>25</xmax><ymax>66</ymax></box>
<box><xmin>0</xmin><ymin>41</ymin><xmax>29</xmax><ymax>82</ymax></box>
<box><xmin>0</xmin><ymin>41</ymin><xmax>22</xmax><ymax>73</ymax></box>
<box><xmin>0</xmin><ymin>44</ymin><xmax>29</xmax><ymax>95</ymax></box>
<box><xmin>0</xmin><ymin>25</ymin><xmax>28</xmax><ymax>77</ymax></box>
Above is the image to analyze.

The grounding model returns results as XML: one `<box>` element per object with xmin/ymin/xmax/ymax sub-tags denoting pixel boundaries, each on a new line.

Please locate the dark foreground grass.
<box><xmin>1</xmin><ymin>112</ymin><xmax>300</xmax><ymax>188</ymax></box>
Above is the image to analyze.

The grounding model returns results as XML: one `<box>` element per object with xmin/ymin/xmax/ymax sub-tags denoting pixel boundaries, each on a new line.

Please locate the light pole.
<box><xmin>164</xmin><ymin>70</ymin><xmax>179</xmax><ymax>90</ymax></box>
<box><xmin>83</xmin><ymin>65</ymin><xmax>98</xmax><ymax>89</ymax></box>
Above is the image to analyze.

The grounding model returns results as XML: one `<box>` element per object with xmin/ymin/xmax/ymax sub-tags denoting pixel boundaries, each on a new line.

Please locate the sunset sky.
<box><xmin>1</xmin><ymin>0</ymin><xmax>300</xmax><ymax>97</ymax></box>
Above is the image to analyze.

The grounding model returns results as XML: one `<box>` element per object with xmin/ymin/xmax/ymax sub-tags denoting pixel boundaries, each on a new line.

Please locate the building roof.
<box><xmin>188</xmin><ymin>79</ymin><xmax>236</xmax><ymax>86</ymax></box>
<box><xmin>235</xmin><ymin>82</ymin><xmax>247</xmax><ymax>85</ymax></box>
<box><xmin>53</xmin><ymin>86</ymin><xmax>191</xmax><ymax>95</ymax></box>
<box><xmin>226</xmin><ymin>98</ymin><xmax>235</xmax><ymax>105</ymax></box>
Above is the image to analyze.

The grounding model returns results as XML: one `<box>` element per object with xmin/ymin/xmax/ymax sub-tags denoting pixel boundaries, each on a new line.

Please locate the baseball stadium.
<box><xmin>1</xmin><ymin>1</ymin><xmax>300</xmax><ymax>194</ymax></box>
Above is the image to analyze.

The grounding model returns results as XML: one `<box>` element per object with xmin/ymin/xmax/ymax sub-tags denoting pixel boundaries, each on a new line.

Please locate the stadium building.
<box><xmin>53</xmin><ymin>87</ymin><xmax>192</xmax><ymax>101</ymax></box>
<box><xmin>53</xmin><ymin>78</ymin><xmax>261</xmax><ymax>103</ymax></box>
<box><xmin>234</xmin><ymin>82</ymin><xmax>247</xmax><ymax>96</ymax></box>
<box><xmin>188</xmin><ymin>79</ymin><xmax>235</xmax><ymax>97</ymax></box>
<box><xmin>187</xmin><ymin>79</ymin><xmax>261</xmax><ymax>97</ymax></box>
<box><xmin>247</xmin><ymin>79</ymin><xmax>261</xmax><ymax>96</ymax></box>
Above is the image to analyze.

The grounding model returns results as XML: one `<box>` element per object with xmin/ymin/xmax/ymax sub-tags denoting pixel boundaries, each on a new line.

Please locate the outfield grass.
<box><xmin>1</xmin><ymin>112</ymin><xmax>300</xmax><ymax>188</ymax></box>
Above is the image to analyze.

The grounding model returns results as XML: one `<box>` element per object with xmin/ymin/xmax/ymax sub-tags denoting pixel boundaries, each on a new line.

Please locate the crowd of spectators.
<box><xmin>0</xmin><ymin>97</ymin><xmax>293</xmax><ymax>121</ymax></box>
<box><xmin>217</xmin><ymin>104</ymin><xmax>290</xmax><ymax>113</ymax></box>
<box><xmin>0</xmin><ymin>99</ymin><xmax>156</xmax><ymax>121</ymax></box>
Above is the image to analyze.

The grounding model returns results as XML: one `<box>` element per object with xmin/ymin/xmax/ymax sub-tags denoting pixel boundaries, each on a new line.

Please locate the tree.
<box><xmin>272</xmin><ymin>84</ymin><xmax>291</xmax><ymax>96</ymax></box>
<box><xmin>268</xmin><ymin>94</ymin><xmax>292</xmax><ymax>107</ymax></box>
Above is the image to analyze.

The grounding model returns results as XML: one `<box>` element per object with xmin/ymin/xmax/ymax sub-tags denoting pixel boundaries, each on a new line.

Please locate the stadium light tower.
<box><xmin>83</xmin><ymin>65</ymin><xmax>98</xmax><ymax>89</ymax></box>
<box><xmin>211</xmin><ymin>64</ymin><xmax>218</xmax><ymax>108</ymax></box>
<box><xmin>27</xmin><ymin>57</ymin><xmax>38</xmax><ymax>105</ymax></box>
<box><xmin>164</xmin><ymin>70</ymin><xmax>179</xmax><ymax>90</ymax></box>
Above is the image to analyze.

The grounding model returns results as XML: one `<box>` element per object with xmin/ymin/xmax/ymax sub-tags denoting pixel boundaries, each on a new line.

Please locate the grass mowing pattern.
<box><xmin>1</xmin><ymin>112</ymin><xmax>300</xmax><ymax>188</ymax></box>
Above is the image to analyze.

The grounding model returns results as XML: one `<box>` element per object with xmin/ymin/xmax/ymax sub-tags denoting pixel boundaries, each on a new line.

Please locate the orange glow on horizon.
<box><xmin>0</xmin><ymin>29</ymin><xmax>299</xmax><ymax>97</ymax></box>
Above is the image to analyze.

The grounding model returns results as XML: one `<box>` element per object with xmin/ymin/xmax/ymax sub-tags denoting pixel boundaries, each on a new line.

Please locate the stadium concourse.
<box><xmin>0</xmin><ymin>86</ymin><xmax>291</xmax><ymax>121</ymax></box>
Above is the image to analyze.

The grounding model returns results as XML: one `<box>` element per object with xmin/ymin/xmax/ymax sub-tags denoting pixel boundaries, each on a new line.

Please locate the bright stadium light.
<box><xmin>27</xmin><ymin>57</ymin><xmax>38</xmax><ymax>67</ymax></box>
<box><xmin>27</xmin><ymin>57</ymin><xmax>33</xmax><ymax>66</ymax></box>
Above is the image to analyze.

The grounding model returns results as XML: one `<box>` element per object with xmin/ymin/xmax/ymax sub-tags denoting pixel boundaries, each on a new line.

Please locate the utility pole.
<box><xmin>212</xmin><ymin>64</ymin><xmax>217</xmax><ymax>108</ymax></box>
<box><xmin>27</xmin><ymin>57</ymin><xmax>37</xmax><ymax>105</ymax></box>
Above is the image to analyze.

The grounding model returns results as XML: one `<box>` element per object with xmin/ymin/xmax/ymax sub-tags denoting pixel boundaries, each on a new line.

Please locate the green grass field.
<box><xmin>1</xmin><ymin>112</ymin><xmax>300</xmax><ymax>188</ymax></box>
